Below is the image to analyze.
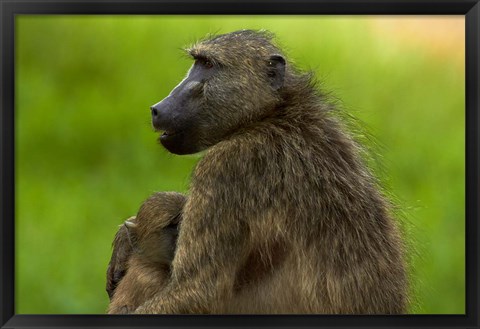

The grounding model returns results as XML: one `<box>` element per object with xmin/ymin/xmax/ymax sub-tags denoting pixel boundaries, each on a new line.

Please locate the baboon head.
<box><xmin>150</xmin><ymin>30</ymin><xmax>286</xmax><ymax>155</ymax></box>
<box><xmin>129</xmin><ymin>193</ymin><xmax>183</xmax><ymax>265</ymax></box>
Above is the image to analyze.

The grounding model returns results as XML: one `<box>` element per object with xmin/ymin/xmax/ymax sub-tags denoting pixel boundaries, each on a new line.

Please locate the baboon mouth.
<box><xmin>160</xmin><ymin>130</ymin><xmax>182</xmax><ymax>141</ymax></box>
<box><xmin>161</xmin><ymin>130</ymin><xmax>177</xmax><ymax>137</ymax></box>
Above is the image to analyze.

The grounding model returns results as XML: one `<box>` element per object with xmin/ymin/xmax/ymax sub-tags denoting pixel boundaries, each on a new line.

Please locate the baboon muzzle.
<box><xmin>150</xmin><ymin>98</ymin><xmax>173</xmax><ymax>133</ymax></box>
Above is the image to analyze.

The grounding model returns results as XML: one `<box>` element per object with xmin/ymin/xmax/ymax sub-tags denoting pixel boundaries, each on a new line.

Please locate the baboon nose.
<box><xmin>151</xmin><ymin>104</ymin><xmax>167</xmax><ymax>131</ymax></box>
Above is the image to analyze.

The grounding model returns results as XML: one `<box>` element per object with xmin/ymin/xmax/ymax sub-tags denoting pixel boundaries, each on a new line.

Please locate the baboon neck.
<box><xmin>263</xmin><ymin>85</ymin><xmax>327</xmax><ymax>125</ymax></box>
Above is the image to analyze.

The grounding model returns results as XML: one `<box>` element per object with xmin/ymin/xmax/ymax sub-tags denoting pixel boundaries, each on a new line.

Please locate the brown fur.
<box><xmin>110</xmin><ymin>30</ymin><xmax>408</xmax><ymax>314</ymax></box>
<box><xmin>107</xmin><ymin>192</ymin><xmax>185</xmax><ymax>314</ymax></box>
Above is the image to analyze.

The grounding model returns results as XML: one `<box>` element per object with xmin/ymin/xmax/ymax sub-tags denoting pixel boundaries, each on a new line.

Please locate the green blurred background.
<box><xmin>15</xmin><ymin>16</ymin><xmax>465</xmax><ymax>314</ymax></box>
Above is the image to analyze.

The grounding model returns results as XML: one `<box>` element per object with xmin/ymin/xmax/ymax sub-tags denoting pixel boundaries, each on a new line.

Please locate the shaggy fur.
<box><xmin>108</xmin><ymin>30</ymin><xmax>408</xmax><ymax>314</ymax></box>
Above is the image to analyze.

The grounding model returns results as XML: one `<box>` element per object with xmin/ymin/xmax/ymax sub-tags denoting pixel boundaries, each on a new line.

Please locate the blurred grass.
<box><xmin>15</xmin><ymin>16</ymin><xmax>465</xmax><ymax>314</ymax></box>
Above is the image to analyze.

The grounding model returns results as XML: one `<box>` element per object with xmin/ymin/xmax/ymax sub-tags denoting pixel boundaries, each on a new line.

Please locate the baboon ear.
<box><xmin>267</xmin><ymin>55</ymin><xmax>286</xmax><ymax>90</ymax></box>
<box><xmin>124</xmin><ymin>220</ymin><xmax>137</xmax><ymax>230</ymax></box>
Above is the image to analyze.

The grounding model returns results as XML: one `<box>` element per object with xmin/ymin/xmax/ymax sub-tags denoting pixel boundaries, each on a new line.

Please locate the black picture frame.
<box><xmin>1</xmin><ymin>1</ymin><xmax>479</xmax><ymax>328</ymax></box>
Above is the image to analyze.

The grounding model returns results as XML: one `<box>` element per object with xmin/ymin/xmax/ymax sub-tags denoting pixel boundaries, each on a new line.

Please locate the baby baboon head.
<box><xmin>126</xmin><ymin>192</ymin><xmax>184</xmax><ymax>265</ymax></box>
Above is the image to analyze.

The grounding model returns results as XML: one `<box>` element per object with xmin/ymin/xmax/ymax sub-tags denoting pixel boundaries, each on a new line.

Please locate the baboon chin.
<box><xmin>108</xmin><ymin>29</ymin><xmax>408</xmax><ymax>314</ymax></box>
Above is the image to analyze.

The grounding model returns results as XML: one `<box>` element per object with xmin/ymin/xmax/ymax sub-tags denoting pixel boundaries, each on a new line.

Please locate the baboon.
<box><xmin>108</xmin><ymin>29</ymin><xmax>408</xmax><ymax>314</ymax></box>
<box><xmin>106</xmin><ymin>192</ymin><xmax>185</xmax><ymax>314</ymax></box>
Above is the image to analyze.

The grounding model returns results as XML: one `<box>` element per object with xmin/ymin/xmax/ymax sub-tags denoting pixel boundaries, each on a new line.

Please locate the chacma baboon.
<box><xmin>108</xmin><ymin>29</ymin><xmax>408</xmax><ymax>314</ymax></box>
<box><xmin>106</xmin><ymin>192</ymin><xmax>185</xmax><ymax>314</ymax></box>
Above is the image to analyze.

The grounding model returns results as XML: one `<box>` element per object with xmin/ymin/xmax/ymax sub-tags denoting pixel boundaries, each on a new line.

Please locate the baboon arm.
<box><xmin>134</xmin><ymin>149</ymin><xmax>254</xmax><ymax>314</ymax></box>
<box><xmin>134</xmin><ymin>202</ymin><xmax>248</xmax><ymax>313</ymax></box>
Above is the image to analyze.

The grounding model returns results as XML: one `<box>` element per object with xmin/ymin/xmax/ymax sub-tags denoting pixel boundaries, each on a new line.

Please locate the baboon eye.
<box><xmin>203</xmin><ymin>60</ymin><xmax>213</xmax><ymax>69</ymax></box>
<box><xmin>194</xmin><ymin>57</ymin><xmax>214</xmax><ymax>69</ymax></box>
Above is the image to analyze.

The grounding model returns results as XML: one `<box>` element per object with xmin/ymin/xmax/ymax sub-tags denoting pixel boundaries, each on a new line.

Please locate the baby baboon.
<box><xmin>110</xmin><ymin>29</ymin><xmax>408</xmax><ymax>314</ymax></box>
<box><xmin>106</xmin><ymin>192</ymin><xmax>185</xmax><ymax>314</ymax></box>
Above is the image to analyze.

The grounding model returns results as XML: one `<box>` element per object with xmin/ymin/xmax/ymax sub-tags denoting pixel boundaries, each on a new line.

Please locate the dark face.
<box><xmin>151</xmin><ymin>32</ymin><xmax>286</xmax><ymax>155</ymax></box>
<box><xmin>151</xmin><ymin>58</ymin><xmax>216</xmax><ymax>155</ymax></box>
